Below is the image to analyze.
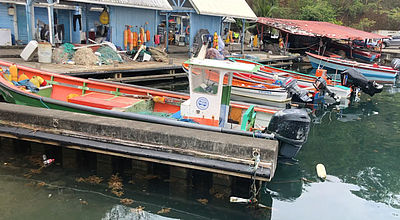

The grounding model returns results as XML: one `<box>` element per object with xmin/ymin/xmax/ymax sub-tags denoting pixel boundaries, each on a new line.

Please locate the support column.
<box><xmin>62</xmin><ymin>148</ymin><xmax>78</xmax><ymax>169</ymax></box>
<box><xmin>85</xmin><ymin>4</ymin><xmax>89</xmax><ymax>44</ymax></box>
<box><xmin>241</xmin><ymin>19</ymin><xmax>245</xmax><ymax>54</ymax></box>
<box><xmin>165</xmin><ymin>13</ymin><xmax>169</xmax><ymax>52</ymax></box>
<box><xmin>13</xmin><ymin>4</ymin><xmax>18</xmax><ymax>42</ymax></box>
<box><xmin>47</xmin><ymin>0</ymin><xmax>55</xmax><ymax>45</ymax></box>
<box><xmin>169</xmin><ymin>166</ymin><xmax>190</xmax><ymax>196</ymax></box>
<box><xmin>188</xmin><ymin>12</ymin><xmax>193</xmax><ymax>58</ymax></box>
<box><xmin>211</xmin><ymin>173</ymin><xmax>233</xmax><ymax>199</ymax></box>
<box><xmin>26</xmin><ymin>0</ymin><xmax>33</xmax><ymax>42</ymax></box>
<box><xmin>0</xmin><ymin>137</ymin><xmax>14</xmax><ymax>153</ymax></box>
<box><xmin>96</xmin><ymin>154</ymin><xmax>113</xmax><ymax>177</ymax></box>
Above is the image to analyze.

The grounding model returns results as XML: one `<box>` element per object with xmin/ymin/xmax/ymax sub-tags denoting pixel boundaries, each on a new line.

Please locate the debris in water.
<box><xmin>157</xmin><ymin>208</ymin><xmax>171</xmax><ymax>214</ymax></box>
<box><xmin>48</xmin><ymin>193</ymin><xmax>52</xmax><ymax>198</ymax></box>
<box><xmin>30</xmin><ymin>168</ymin><xmax>42</xmax><ymax>174</ymax></box>
<box><xmin>108</xmin><ymin>174</ymin><xmax>124</xmax><ymax>197</ymax></box>
<box><xmin>316</xmin><ymin>163</ymin><xmax>327</xmax><ymax>180</ymax></box>
<box><xmin>143</xmin><ymin>174</ymin><xmax>160</xmax><ymax>180</ymax></box>
<box><xmin>130</xmin><ymin>206</ymin><xmax>145</xmax><ymax>214</ymax></box>
<box><xmin>79</xmin><ymin>199</ymin><xmax>88</xmax><ymax>205</ymax></box>
<box><xmin>37</xmin><ymin>181</ymin><xmax>46</xmax><ymax>187</ymax></box>
<box><xmin>108</xmin><ymin>174</ymin><xmax>123</xmax><ymax>190</ymax></box>
<box><xmin>120</xmin><ymin>198</ymin><xmax>134</xmax><ymax>205</ymax></box>
<box><xmin>75</xmin><ymin>175</ymin><xmax>103</xmax><ymax>184</ymax></box>
<box><xmin>112</xmin><ymin>190</ymin><xmax>124</xmax><ymax>197</ymax></box>
<box><xmin>197</xmin><ymin>198</ymin><xmax>208</xmax><ymax>205</ymax></box>
<box><xmin>301</xmin><ymin>177</ymin><xmax>314</xmax><ymax>183</ymax></box>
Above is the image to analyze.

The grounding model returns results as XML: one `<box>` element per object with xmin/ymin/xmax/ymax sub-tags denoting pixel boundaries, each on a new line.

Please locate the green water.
<box><xmin>2</xmin><ymin>75</ymin><xmax>400</xmax><ymax>219</ymax></box>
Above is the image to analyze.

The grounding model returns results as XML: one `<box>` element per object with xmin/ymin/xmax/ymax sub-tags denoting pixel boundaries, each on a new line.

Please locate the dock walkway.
<box><xmin>0</xmin><ymin>102</ymin><xmax>278</xmax><ymax>181</ymax></box>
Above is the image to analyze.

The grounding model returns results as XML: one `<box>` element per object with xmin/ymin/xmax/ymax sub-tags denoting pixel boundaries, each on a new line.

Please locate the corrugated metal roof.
<box><xmin>189</xmin><ymin>0</ymin><xmax>257</xmax><ymax>20</ymax></box>
<box><xmin>65</xmin><ymin>0</ymin><xmax>172</xmax><ymax>10</ymax></box>
<box><xmin>257</xmin><ymin>17</ymin><xmax>388</xmax><ymax>40</ymax></box>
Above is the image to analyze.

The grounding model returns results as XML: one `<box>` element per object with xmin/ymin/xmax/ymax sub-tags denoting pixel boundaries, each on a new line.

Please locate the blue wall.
<box><xmin>110</xmin><ymin>6</ymin><xmax>158</xmax><ymax>49</ymax></box>
<box><xmin>0</xmin><ymin>3</ymin><xmax>15</xmax><ymax>40</ymax></box>
<box><xmin>190</xmin><ymin>13</ymin><xmax>222</xmax><ymax>47</ymax></box>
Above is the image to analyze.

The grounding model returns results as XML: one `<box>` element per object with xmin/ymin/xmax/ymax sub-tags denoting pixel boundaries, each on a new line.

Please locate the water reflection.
<box><xmin>102</xmin><ymin>205</ymin><xmax>178</xmax><ymax>220</ymax></box>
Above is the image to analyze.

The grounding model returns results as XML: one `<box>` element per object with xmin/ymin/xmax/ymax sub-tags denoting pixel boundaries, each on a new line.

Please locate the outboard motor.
<box><xmin>313</xmin><ymin>77</ymin><xmax>340</xmax><ymax>103</ymax></box>
<box><xmin>266</xmin><ymin>108</ymin><xmax>311</xmax><ymax>159</ymax></box>
<box><xmin>391</xmin><ymin>58</ymin><xmax>400</xmax><ymax>70</ymax></box>
<box><xmin>281</xmin><ymin>77</ymin><xmax>312</xmax><ymax>102</ymax></box>
<box><xmin>341</xmin><ymin>68</ymin><xmax>383</xmax><ymax>96</ymax></box>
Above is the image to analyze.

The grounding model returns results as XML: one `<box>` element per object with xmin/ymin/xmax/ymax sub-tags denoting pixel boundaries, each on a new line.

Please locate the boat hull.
<box><xmin>307</xmin><ymin>53</ymin><xmax>398</xmax><ymax>83</ymax></box>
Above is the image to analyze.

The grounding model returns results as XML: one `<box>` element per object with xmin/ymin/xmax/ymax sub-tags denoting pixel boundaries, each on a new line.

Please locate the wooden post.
<box><xmin>96</xmin><ymin>154</ymin><xmax>113</xmax><ymax>177</ymax></box>
<box><xmin>62</xmin><ymin>148</ymin><xmax>78</xmax><ymax>169</ymax></box>
<box><xmin>169</xmin><ymin>166</ymin><xmax>190</xmax><ymax>195</ymax></box>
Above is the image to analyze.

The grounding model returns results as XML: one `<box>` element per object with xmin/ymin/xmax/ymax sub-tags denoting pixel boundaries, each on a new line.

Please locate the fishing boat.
<box><xmin>228</xmin><ymin>58</ymin><xmax>353</xmax><ymax>103</ymax></box>
<box><xmin>306</xmin><ymin>52</ymin><xmax>398</xmax><ymax>83</ymax></box>
<box><xmin>181</xmin><ymin>62</ymin><xmax>291</xmax><ymax>107</ymax></box>
<box><xmin>0</xmin><ymin>59</ymin><xmax>311</xmax><ymax>160</ymax></box>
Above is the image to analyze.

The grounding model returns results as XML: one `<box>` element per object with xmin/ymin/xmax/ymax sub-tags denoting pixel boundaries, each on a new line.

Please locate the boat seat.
<box><xmin>68</xmin><ymin>92</ymin><xmax>152</xmax><ymax>112</ymax></box>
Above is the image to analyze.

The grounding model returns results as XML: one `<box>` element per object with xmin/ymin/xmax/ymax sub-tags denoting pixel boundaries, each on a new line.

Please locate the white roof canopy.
<box><xmin>65</xmin><ymin>0</ymin><xmax>173</xmax><ymax>10</ymax></box>
<box><xmin>189</xmin><ymin>0</ymin><xmax>256</xmax><ymax>20</ymax></box>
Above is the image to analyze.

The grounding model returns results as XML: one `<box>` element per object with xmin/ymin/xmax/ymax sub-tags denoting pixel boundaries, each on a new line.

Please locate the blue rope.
<box><xmin>39</xmin><ymin>97</ymin><xmax>50</xmax><ymax>109</ymax></box>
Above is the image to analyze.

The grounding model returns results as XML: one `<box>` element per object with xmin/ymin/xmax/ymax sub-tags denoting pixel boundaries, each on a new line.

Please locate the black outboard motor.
<box><xmin>391</xmin><ymin>58</ymin><xmax>400</xmax><ymax>70</ymax></box>
<box><xmin>313</xmin><ymin>77</ymin><xmax>340</xmax><ymax>103</ymax></box>
<box><xmin>340</xmin><ymin>68</ymin><xmax>383</xmax><ymax>96</ymax></box>
<box><xmin>281</xmin><ymin>77</ymin><xmax>312</xmax><ymax>102</ymax></box>
<box><xmin>266</xmin><ymin>108</ymin><xmax>311</xmax><ymax>159</ymax></box>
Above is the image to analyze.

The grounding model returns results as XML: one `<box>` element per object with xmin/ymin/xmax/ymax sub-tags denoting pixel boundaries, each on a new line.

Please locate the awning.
<box><xmin>65</xmin><ymin>0</ymin><xmax>173</xmax><ymax>11</ymax></box>
<box><xmin>189</xmin><ymin>0</ymin><xmax>257</xmax><ymax>20</ymax></box>
<box><xmin>257</xmin><ymin>17</ymin><xmax>388</xmax><ymax>40</ymax></box>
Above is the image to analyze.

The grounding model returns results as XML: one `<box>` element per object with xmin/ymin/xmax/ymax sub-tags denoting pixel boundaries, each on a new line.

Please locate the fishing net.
<box><xmin>73</xmin><ymin>48</ymin><xmax>99</xmax><ymax>66</ymax></box>
<box><xmin>97</xmin><ymin>46</ymin><xmax>123</xmax><ymax>65</ymax></box>
<box><xmin>52</xmin><ymin>43</ymin><xmax>76</xmax><ymax>64</ymax></box>
<box><xmin>63</xmin><ymin>43</ymin><xmax>75</xmax><ymax>59</ymax></box>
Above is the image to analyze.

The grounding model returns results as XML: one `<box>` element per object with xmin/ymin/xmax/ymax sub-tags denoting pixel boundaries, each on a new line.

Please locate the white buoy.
<box><xmin>316</xmin><ymin>163</ymin><xmax>327</xmax><ymax>180</ymax></box>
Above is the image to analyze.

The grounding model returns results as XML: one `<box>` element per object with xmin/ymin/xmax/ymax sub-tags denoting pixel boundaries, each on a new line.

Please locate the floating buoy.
<box><xmin>316</xmin><ymin>163</ymin><xmax>327</xmax><ymax>180</ymax></box>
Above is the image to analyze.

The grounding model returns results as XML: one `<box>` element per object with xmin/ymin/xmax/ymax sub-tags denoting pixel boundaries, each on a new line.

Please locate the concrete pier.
<box><xmin>0</xmin><ymin>102</ymin><xmax>278</xmax><ymax>181</ymax></box>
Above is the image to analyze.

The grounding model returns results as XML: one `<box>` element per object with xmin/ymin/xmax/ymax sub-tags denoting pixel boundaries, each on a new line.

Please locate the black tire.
<box><xmin>382</xmin><ymin>42</ymin><xmax>388</xmax><ymax>49</ymax></box>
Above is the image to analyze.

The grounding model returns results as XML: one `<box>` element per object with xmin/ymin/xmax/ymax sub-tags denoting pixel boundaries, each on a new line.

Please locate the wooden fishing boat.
<box><xmin>306</xmin><ymin>52</ymin><xmax>398</xmax><ymax>83</ymax></box>
<box><xmin>0</xmin><ymin>59</ymin><xmax>311</xmax><ymax>160</ymax></box>
<box><xmin>228</xmin><ymin>58</ymin><xmax>353</xmax><ymax>102</ymax></box>
<box><xmin>181</xmin><ymin>62</ymin><xmax>291</xmax><ymax>106</ymax></box>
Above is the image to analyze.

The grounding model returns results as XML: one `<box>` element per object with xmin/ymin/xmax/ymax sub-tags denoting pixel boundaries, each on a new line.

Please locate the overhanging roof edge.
<box><xmin>66</xmin><ymin>0</ymin><xmax>173</xmax><ymax>11</ymax></box>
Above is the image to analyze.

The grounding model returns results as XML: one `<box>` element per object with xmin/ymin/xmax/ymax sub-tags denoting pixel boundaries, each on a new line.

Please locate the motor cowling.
<box><xmin>340</xmin><ymin>68</ymin><xmax>383</xmax><ymax>96</ymax></box>
<box><xmin>266</xmin><ymin>108</ymin><xmax>311</xmax><ymax>159</ymax></box>
<box><xmin>281</xmin><ymin>77</ymin><xmax>312</xmax><ymax>102</ymax></box>
<box><xmin>391</xmin><ymin>58</ymin><xmax>400</xmax><ymax>70</ymax></box>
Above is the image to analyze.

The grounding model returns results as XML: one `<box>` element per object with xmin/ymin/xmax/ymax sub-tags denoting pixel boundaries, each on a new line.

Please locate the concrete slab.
<box><xmin>0</xmin><ymin>103</ymin><xmax>278</xmax><ymax>181</ymax></box>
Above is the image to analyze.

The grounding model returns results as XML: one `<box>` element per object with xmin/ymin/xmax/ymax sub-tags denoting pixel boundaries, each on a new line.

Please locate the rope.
<box><xmin>39</xmin><ymin>97</ymin><xmax>50</xmax><ymax>109</ymax></box>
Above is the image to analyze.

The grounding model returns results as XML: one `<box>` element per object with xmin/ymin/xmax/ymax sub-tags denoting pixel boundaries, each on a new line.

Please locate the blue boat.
<box><xmin>306</xmin><ymin>52</ymin><xmax>398</xmax><ymax>83</ymax></box>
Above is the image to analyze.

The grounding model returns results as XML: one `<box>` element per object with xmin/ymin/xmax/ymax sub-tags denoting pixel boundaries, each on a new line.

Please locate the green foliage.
<box><xmin>351</xmin><ymin>18</ymin><xmax>377</xmax><ymax>30</ymax></box>
<box><xmin>298</xmin><ymin>0</ymin><xmax>338</xmax><ymax>22</ymax></box>
<box><xmin>248</xmin><ymin>0</ymin><xmax>400</xmax><ymax>31</ymax></box>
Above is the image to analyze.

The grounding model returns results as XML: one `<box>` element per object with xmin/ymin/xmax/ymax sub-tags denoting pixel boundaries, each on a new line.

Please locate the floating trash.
<box><xmin>120</xmin><ymin>198</ymin><xmax>134</xmax><ymax>205</ymax></box>
<box><xmin>316</xmin><ymin>163</ymin><xmax>327</xmax><ymax>180</ymax></box>
<box><xmin>75</xmin><ymin>175</ymin><xmax>103</xmax><ymax>184</ymax></box>
<box><xmin>157</xmin><ymin>208</ymin><xmax>171</xmax><ymax>214</ymax></box>
<box><xmin>197</xmin><ymin>198</ymin><xmax>208</xmax><ymax>205</ymax></box>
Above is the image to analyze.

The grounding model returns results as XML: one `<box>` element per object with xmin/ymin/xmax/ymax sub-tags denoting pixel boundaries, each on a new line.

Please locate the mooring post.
<box><xmin>212</xmin><ymin>173</ymin><xmax>233</xmax><ymax>197</ymax></box>
<box><xmin>169</xmin><ymin>166</ymin><xmax>190</xmax><ymax>195</ymax></box>
<box><xmin>62</xmin><ymin>148</ymin><xmax>78</xmax><ymax>169</ymax></box>
<box><xmin>96</xmin><ymin>154</ymin><xmax>113</xmax><ymax>177</ymax></box>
